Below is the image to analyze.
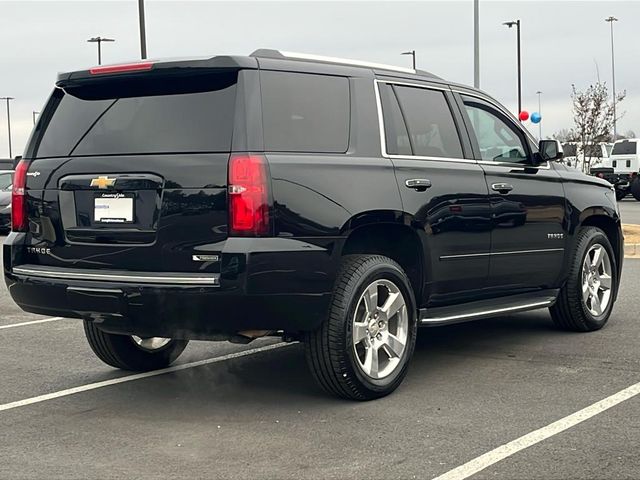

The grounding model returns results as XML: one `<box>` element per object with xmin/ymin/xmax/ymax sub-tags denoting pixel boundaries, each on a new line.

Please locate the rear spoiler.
<box><xmin>56</xmin><ymin>55</ymin><xmax>258</xmax><ymax>87</ymax></box>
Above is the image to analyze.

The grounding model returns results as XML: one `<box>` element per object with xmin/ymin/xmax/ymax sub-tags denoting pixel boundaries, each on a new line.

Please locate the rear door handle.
<box><xmin>491</xmin><ymin>182</ymin><xmax>514</xmax><ymax>194</ymax></box>
<box><xmin>405</xmin><ymin>178</ymin><xmax>432</xmax><ymax>191</ymax></box>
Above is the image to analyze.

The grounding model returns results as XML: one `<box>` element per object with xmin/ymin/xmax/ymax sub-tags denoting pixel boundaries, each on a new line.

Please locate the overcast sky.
<box><xmin>0</xmin><ymin>0</ymin><xmax>638</xmax><ymax>157</ymax></box>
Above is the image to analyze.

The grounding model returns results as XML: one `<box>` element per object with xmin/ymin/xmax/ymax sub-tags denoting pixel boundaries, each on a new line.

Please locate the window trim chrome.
<box><xmin>374</xmin><ymin>79</ymin><xmax>551</xmax><ymax>170</ymax></box>
<box><xmin>373</xmin><ymin>79</ymin><xmax>474</xmax><ymax>164</ymax></box>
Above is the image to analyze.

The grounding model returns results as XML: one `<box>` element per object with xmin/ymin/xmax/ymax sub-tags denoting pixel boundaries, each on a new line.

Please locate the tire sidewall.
<box><xmin>575</xmin><ymin>230</ymin><xmax>617</xmax><ymax>327</ymax></box>
<box><xmin>342</xmin><ymin>261</ymin><xmax>417</xmax><ymax>392</ymax></box>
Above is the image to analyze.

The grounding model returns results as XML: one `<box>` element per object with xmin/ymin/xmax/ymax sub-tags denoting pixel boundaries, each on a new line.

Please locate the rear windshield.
<box><xmin>612</xmin><ymin>141</ymin><xmax>637</xmax><ymax>155</ymax></box>
<box><xmin>25</xmin><ymin>72</ymin><xmax>237</xmax><ymax>159</ymax></box>
<box><xmin>584</xmin><ymin>145</ymin><xmax>602</xmax><ymax>157</ymax></box>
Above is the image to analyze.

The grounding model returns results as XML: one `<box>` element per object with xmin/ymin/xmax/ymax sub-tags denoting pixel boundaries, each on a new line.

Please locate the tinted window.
<box><xmin>612</xmin><ymin>141</ymin><xmax>637</xmax><ymax>155</ymax></box>
<box><xmin>378</xmin><ymin>84</ymin><xmax>411</xmax><ymax>155</ymax></box>
<box><xmin>0</xmin><ymin>172</ymin><xmax>12</xmax><ymax>190</ymax></box>
<box><xmin>584</xmin><ymin>145</ymin><xmax>602</xmax><ymax>157</ymax></box>
<box><xmin>562</xmin><ymin>143</ymin><xmax>577</xmax><ymax>157</ymax></box>
<box><xmin>27</xmin><ymin>72</ymin><xmax>237</xmax><ymax>158</ymax></box>
<box><xmin>392</xmin><ymin>86</ymin><xmax>463</xmax><ymax>159</ymax></box>
<box><xmin>463</xmin><ymin>98</ymin><xmax>528</xmax><ymax>163</ymax></box>
<box><xmin>261</xmin><ymin>71</ymin><xmax>350</xmax><ymax>153</ymax></box>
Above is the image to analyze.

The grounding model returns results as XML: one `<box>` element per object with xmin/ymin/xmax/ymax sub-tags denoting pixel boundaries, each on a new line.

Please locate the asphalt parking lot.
<box><xmin>619</xmin><ymin>197</ymin><xmax>640</xmax><ymax>225</ymax></box>
<box><xmin>0</xmin><ymin>239</ymin><xmax>638</xmax><ymax>480</ymax></box>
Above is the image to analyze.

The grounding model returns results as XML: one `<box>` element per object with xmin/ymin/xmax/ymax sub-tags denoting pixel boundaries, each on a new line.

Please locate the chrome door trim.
<box><xmin>420</xmin><ymin>300</ymin><xmax>554</xmax><ymax>324</ymax></box>
<box><xmin>13</xmin><ymin>266</ymin><xmax>220</xmax><ymax>286</ymax></box>
<box><xmin>373</xmin><ymin>79</ymin><xmax>478</xmax><ymax>165</ymax></box>
<box><xmin>439</xmin><ymin>248</ymin><xmax>564</xmax><ymax>260</ymax></box>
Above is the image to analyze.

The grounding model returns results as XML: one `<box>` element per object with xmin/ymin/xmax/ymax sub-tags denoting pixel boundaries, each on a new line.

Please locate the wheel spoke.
<box><xmin>581</xmin><ymin>276</ymin><xmax>590</xmax><ymax>302</ymax></box>
<box><xmin>383</xmin><ymin>332</ymin><xmax>405</xmax><ymax>358</ymax></box>
<box><xmin>381</xmin><ymin>291</ymin><xmax>405</xmax><ymax>319</ymax></box>
<box><xmin>363</xmin><ymin>345</ymin><xmax>379</xmax><ymax>377</ymax></box>
<box><xmin>591</xmin><ymin>293</ymin><xmax>602</xmax><ymax>316</ymax></box>
<box><xmin>353</xmin><ymin>322</ymin><xmax>369</xmax><ymax>344</ymax></box>
<box><xmin>591</xmin><ymin>245</ymin><xmax>602</xmax><ymax>269</ymax></box>
<box><xmin>600</xmin><ymin>274</ymin><xmax>612</xmax><ymax>290</ymax></box>
<box><xmin>363</xmin><ymin>284</ymin><xmax>378</xmax><ymax>314</ymax></box>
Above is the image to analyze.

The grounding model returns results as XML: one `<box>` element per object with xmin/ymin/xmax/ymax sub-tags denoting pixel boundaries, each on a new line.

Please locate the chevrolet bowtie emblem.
<box><xmin>90</xmin><ymin>176</ymin><xmax>116</xmax><ymax>189</ymax></box>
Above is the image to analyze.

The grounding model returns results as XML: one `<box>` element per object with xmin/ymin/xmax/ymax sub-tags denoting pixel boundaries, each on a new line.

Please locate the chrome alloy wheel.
<box><xmin>352</xmin><ymin>279</ymin><xmax>409</xmax><ymax>379</ymax></box>
<box><xmin>131</xmin><ymin>336</ymin><xmax>172</xmax><ymax>351</ymax></box>
<box><xmin>581</xmin><ymin>244</ymin><xmax>613</xmax><ymax>317</ymax></box>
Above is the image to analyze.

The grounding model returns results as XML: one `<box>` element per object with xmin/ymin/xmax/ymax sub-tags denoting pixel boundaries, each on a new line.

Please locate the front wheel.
<box><xmin>305</xmin><ymin>255</ymin><xmax>417</xmax><ymax>401</ymax></box>
<box><xmin>550</xmin><ymin>227</ymin><xmax>618</xmax><ymax>332</ymax></box>
<box><xmin>84</xmin><ymin>320</ymin><xmax>188</xmax><ymax>371</ymax></box>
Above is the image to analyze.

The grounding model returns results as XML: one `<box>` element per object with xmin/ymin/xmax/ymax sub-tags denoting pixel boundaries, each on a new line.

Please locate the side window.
<box><xmin>393</xmin><ymin>85</ymin><xmax>463</xmax><ymax>159</ymax></box>
<box><xmin>462</xmin><ymin>97</ymin><xmax>528</xmax><ymax>163</ymax></box>
<box><xmin>378</xmin><ymin>83</ymin><xmax>411</xmax><ymax>155</ymax></box>
<box><xmin>260</xmin><ymin>71</ymin><xmax>350</xmax><ymax>153</ymax></box>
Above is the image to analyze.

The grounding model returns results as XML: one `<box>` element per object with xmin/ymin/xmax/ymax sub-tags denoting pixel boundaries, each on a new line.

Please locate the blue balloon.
<box><xmin>531</xmin><ymin>112</ymin><xmax>542</xmax><ymax>124</ymax></box>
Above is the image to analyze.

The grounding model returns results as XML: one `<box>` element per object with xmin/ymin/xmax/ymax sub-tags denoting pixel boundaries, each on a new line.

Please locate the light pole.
<box><xmin>32</xmin><ymin>111</ymin><xmax>40</xmax><ymax>126</ymax></box>
<box><xmin>87</xmin><ymin>36</ymin><xmax>115</xmax><ymax>65</ymax></box>
<box><xmin>474</xmin><ymin>0</ymin><xmax>480</xmax><ymax>88</ymax></box>
<box><xmin>138</xmin><ymin>0</ymin><xmax>147</xmax><ymax>59</ymax></box>
<box><xmin>401</xmin><ymin>50</ymin><xmax>416</xmax><ymax>70</ymax></box>
<box><xmin>605</xmin><ymin>16</ymin><xmax>618</xmax><ymax>139</ymax></box>
<box><xmin>0</xmin><ymin>97</ymin><xmax>14</xmax><ymax>158</ymax></box>
<box><xmin>536</xmin><ymin>90</ymin><xmax>543</xmax><ymax>139</ymax></box>
<box><xmin>503</xmin><ymin>19</ymin><xmax>522</xmax><ymax>117</ymax></box>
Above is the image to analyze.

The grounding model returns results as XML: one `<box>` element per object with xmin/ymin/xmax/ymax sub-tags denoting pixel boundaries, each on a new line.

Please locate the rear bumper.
<box><xmin>4</xmin><ymin>235</ymin><xmax>339</xmax><ymax>338</ymax></box>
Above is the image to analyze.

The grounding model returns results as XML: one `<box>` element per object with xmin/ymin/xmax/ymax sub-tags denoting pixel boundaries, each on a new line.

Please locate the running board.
<box><xmin>419</xmin><ymin>290</ymin><xmax>559</xmax><ymax>327</ymax></box>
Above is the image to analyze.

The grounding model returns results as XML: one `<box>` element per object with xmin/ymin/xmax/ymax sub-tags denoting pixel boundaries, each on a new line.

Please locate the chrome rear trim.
<box><xmin>13</xmin><ymin>266</ymin><xmax>220</xmax><ymax>286</ymax></box>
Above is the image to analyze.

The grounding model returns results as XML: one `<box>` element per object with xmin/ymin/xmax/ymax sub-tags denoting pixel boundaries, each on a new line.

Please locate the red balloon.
<box><xmin>519</xmin><ymin>111</ymin><xmax>530</xmax><ymax>121</ymax></box>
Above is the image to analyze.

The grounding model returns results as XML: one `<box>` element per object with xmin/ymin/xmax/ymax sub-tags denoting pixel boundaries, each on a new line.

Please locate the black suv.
<box><xmin>4</xmin><ymin>50</ymin><xmax>623</xmax><ymax>400</ymax></box>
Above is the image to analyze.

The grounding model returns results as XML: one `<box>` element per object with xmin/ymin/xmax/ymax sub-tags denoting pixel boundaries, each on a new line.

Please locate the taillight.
<box><xmin>89</xmin><ymin>61</ymin><xmax>154</xmax><ymax>75</ymax></box>
<box><xmin>228</xmin><ymin>154</ymin><xmax>270</xmax><ymax>236</ymax></box>
<box><xmin>12</xmin><ymin>159</ymin><xmax>29</xmax><ymax>232</ymax></box>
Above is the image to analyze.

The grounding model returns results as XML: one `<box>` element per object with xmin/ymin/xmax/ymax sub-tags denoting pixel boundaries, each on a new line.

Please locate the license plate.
<box><xmin>94</xmin><ymin>194</ymin><xmax>134</xmax><ymax>224</ymax></box>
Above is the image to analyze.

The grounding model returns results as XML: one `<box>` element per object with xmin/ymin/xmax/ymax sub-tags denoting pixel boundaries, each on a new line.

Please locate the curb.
<box><xmin>624</xmin><ymin>243</ymin><xmax>640</xmax><ymax>258</ymax></box>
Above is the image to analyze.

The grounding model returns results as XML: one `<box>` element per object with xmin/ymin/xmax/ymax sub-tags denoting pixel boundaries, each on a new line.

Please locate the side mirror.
<box><xmin>538</xmin><ymin>140</ymin><xmax>564</xmax><ymax>162</ymax></box>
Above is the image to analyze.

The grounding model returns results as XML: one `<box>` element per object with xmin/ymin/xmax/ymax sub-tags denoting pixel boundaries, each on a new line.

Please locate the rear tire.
<box><xmin>550</xmin><ymin>227</ymin><xmax>617</xmax><ymax>332</ymax></box>
<box><xmin>304</xmin><ymin>255</ymin><xmax>417</xmax><ymax>401</ymax></box>
<box><xmin>83</xmin><ymin>320</ymin><xmax>188</xmax><ymax>371</ymax></box>
<box><xmin>615</xmin><ymin>189</ymin><xmax>627</xmax><ymax>201</ymax></box>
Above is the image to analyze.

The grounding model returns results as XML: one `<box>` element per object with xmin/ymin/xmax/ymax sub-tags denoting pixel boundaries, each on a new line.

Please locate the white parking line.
<box><xmin>433</xmin><ymin>381</ymin><xmax>640</xmax><ymax>480</ymax></box>
<box><xmin>0</xmin><ymin>342</ymin><xmax>290</xmax><ymax>413</ymax></box>
<box><xmin>0</xmin><ymin>317</ymin><xmax>64</xmax><ymax>330</ymax></box>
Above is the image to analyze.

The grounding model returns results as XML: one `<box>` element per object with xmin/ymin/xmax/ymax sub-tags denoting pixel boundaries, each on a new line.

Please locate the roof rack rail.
<box><xmin>250</xmin><ymin>49</ymin><xmax>419</xmax><ymax>75</ymax></box>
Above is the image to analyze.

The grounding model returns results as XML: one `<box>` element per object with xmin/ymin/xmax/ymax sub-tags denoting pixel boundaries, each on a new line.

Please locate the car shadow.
<box><xmin>103</xmin><ymin>309</ymin><xmax>565</xmax><ymax>414</ymax></box>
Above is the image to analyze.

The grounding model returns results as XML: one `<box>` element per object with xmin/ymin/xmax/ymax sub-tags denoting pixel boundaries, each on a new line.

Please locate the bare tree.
<box><xmin>571</xmin><ymin>82</ymin><xmax>625</xmax><ymax>173</ymax></box>
<box><xmin>552</xmin><ymin>128</ymin><xmax>577</xmax><ymax>143</ymax></box>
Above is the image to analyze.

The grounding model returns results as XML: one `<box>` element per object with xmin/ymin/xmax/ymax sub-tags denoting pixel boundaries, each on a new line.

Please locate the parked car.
<box><xmin>0</xmin><ymin>170</ymin><xmax>13</xmax><ymax>233</ymax></box>
<box><xmin>4</xmin><ymin>50</ymin><xmax>623</xmax><ymax>400</ymax></box>
<box><xmin>601</xmin><ymin>138</ymin><xmax>640</xmax><ymax>201</ymax></box>
<box><xmin>562</xmin><ymin>142</ymin><xmax>611</xmax><ymax>171</ymax></box>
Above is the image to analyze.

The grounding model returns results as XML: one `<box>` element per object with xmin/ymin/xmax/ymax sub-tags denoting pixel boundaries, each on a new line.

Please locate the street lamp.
<box><xmin>536</xmin><ymin>90</ymin><xmax>543</xmax><ymax>139</ymax></box>
<box><xmin>0</xmin><ymin>97</ymin><xmax>14</xmax><ymax>158</ymax></box>
<box><xmin>503</xmin><ymin>19</ymin><xmax>522</xmax><ymax>117</ymax></box>
<box><xmin>33</xmin><ymin>111</ymin><xmax>40</xmax><ymax>126</ymax></box>
<box><xmin>605</xmin><ymin>16</ymin><xmax>618</xmax><ymax>139</ymax></box>
<box><xmin>138</xmin><ymin>0</ymin><xmax>147</xmax><ymax>59</ymax></box>
<box><xmin>401</xmin><ymin>50</ymin><xmax>416</xmax><ymax>70</ymax></box>
<box><xmin>87</xmin><ymin>36</ymin><xmax>115</xmax><ymax>65</ymax></box>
